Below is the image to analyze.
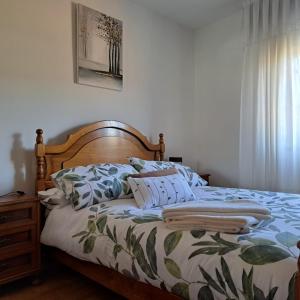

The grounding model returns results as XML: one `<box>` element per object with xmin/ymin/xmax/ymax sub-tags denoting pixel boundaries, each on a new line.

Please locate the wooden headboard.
<box><xmin>35</xmin><ymin>120</ymin><xmax>165</xmax><ymax>192</ymax></box>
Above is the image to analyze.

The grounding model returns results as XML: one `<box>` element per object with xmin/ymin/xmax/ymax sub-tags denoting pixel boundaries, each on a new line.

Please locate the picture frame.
<box><xmin>75</xmin><ymin>4</ymin><xmax>123</xmax><ymax>90</ymax></box>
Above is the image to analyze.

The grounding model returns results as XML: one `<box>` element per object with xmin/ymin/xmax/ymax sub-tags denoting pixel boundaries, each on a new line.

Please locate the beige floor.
<box><xmin>0</xmin><ymin>264</ymin><xmax>125</xmax><ymax>300</ymax></box>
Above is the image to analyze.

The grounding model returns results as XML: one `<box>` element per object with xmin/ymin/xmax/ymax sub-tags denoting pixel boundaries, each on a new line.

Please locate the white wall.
<box><xmin>193</xmin><ymin>11</ymin><xmax>244</xmax><ymax>187</ymax></box>
<box><xmin>0</xmin><ymin>0</ymin><xmax>195</xmax><ymax>194</ymax></box>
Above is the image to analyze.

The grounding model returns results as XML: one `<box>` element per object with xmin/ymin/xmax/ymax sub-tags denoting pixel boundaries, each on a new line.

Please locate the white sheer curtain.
<box><xmin>239</xmin><ymin>0</ymin><xmax>300</xmax><ymax>193</ymax></box>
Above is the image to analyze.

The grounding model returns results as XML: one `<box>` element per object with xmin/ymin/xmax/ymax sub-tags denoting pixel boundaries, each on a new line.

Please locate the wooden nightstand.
<box><xmin>200</xmin><ymin>174</ymin><xmax>211</xmax><ymax>185</ymax></box>
<box><xmin>0</xmin><ymin>194</ymin><xmax>40</xmax><ymax>285</ymax></box>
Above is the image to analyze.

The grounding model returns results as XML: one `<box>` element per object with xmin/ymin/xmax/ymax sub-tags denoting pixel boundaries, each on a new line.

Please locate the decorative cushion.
<box><xmin>129</xmin><ymin>168</ymin><xmax>178</xmax><ymax>178</ymax></box>
<box><xmin>128</xmin><ymin>173</ymin><xmax>197</xmax><ymax>209</ymax></box>
<box><xmin>51</xmin><ymin>164</ymin><xmax>138</xmax><ymax>210</ymax></box>
<box><xmin>128</xmin><ymin>157</ymin><xmax>207</xmax><ymax>187</ymax></box>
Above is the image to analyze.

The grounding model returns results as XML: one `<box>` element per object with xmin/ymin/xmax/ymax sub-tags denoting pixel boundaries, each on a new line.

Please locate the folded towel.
<box><xmin>163</xmin><ymin>199</ymin><xmax>271</xmax><ymax>220</ymax></box>
<box><xmin>163</xmin><ymin>199</ymin><xmax>270</xmax><ymax>234</ymax></box>
<box><xmin>165</xmin><ymin>223</ymin><xmax>252</xmax><ymax>234</ymax></box>
<box><xmin>164</xmin><ymin>215</ymin><xmax>259</xmax><ymax>233</ymax></box>
<box><xmin>165</xmin><ymin>215</ymin><xmax>259</xmax><ymax>226</ymax></box>
<box><xmin>164</xmin><ymin>211</ymin><xmax>270</xmax><ymax>221</ymax></box>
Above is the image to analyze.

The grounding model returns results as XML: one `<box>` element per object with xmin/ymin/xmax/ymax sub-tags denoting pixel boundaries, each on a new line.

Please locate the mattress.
<box><xmin>41</xmin><ymin>186</ymin><xmax>299</xmax><ymax>300</ymax></box>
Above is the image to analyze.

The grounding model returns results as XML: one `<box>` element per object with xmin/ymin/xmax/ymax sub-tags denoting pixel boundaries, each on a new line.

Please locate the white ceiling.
<box><xmin>132</xmin><ymin>0</ymin><xmax>242</xmax><ymax>29</ymax></box>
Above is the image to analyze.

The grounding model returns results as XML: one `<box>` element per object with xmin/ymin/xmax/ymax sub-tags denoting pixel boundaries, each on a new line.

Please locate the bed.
<box><xmin>35</xmin><ymin>120</ymin><xmax>300</xmax><ymax>300</ymax></box>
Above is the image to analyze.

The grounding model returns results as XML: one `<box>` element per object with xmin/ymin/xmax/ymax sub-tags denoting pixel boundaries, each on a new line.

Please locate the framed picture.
<box><xmin>75</xmin><ymin>4</ymin><xmax>123</xmax><ymax>90</ymax></box>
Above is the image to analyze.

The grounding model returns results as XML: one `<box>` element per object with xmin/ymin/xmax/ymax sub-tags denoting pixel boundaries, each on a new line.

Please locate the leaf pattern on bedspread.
<box><xmin>69</xmin><ymin>186</ymin><xmax>300</xmax><ymax>299</ymax></box>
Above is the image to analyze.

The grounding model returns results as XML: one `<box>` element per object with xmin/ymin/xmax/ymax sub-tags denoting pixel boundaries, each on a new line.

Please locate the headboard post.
<box><xmin>35</xmin><ymin>129</ymin><xmax>46</xmax><ymax>193</ymax></box>
<box><xmin>159</xmin><ymin>133</ymin><xmax>165</xmax><ymax>161</ymax></box>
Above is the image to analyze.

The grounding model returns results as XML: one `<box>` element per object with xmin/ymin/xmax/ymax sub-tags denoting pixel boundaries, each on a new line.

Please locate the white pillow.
<box><xmin>51</xmin><ymin>163</ymin><xmax>138</xmax><ymax>210</ymax></box>
<box><xmin>128</xmin><ymin>173</ymin><xmax>196</xmax><ymax>209</ymax></box>
<box><xmin>38</xmin><ymin>188</ymin><xmax>69</xmax><ymax>209</ymax></box>
<box><xmin>128</xmin><ymin>157</ymin><xmax>207</xmax><ymax>188</ymax></box>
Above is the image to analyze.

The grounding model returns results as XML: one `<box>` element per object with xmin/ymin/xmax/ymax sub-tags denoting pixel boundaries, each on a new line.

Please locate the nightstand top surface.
<box><xmin>0</xmin><ymin>194</ymin><xmax>38</xmax><ymax>206</ymax></box>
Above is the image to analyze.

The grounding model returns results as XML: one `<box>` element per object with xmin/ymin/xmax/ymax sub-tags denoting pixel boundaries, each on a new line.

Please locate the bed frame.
<box><xmin>35</xmin><ymin>120</ymin><xmax>179</xmax><ymax>299</ymax></box>
<box><xmin>35</xmin><ymin>120</ymin><xmax>300</xmax><ymax>300</ymax></box>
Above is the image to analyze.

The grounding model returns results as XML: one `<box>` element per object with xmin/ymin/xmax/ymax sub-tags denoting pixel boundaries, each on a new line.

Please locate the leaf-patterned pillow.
<box><xmin>128</xmin><ymin>157</ymin><xmax>207</xmax><ymax>188</ymax></box>
<box><xmin>128</xmin><ymin>173</ymin><xmax>196</xmax><ymax>209</ymax></box>
<box><xmin>51</xmin><ymin>164</ymin><xmax>138</xmax><ymax>210</ymax></box>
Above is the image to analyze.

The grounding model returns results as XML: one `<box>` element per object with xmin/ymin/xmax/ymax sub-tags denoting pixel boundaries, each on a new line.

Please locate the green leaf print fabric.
<box><xmin>51</xmin><ymin>163</ymin><xmax>138</xmax><ymax>210</ymax></box>
<box><xmin>41</xmin><ymin>186</ymin><xmax>300</xmax><ymax>299</ymax></box>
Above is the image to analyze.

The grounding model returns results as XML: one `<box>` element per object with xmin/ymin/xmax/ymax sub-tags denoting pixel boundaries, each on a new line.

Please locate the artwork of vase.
<box><xmin>76</xmin><ymin>4</ymin><xmax>123</xmax><ymax>90</ymax></box>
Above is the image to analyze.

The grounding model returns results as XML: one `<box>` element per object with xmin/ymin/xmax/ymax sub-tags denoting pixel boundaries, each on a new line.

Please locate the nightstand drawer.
<box><xmin>0</xmin><ymin>195</ymin><xmax>40</xmax><ymax>284</ymax></box>
<box><xmin>0</xmin><ymin>252</ymin><xmax>33</xmax><ymax>279</ymax></box>
<box><xmin>0</xmin><ymin>203</ymin><xmax>36</xmax><ymax>228</ymax></box>
<box><xmin>0</xmin><ymin>226</ymin><xmax>35</xmax><ymax>250</ymax></box>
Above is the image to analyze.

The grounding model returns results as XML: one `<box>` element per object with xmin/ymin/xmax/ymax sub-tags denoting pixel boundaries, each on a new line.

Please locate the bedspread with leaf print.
<box><xmin>41</xmin><ymin>186</ymin><xmax>300</xmax><ymax>300</ymax></box>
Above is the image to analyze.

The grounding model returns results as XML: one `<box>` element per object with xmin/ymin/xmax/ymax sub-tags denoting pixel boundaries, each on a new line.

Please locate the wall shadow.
<box><xmin>10</xmin><ymin>121</ymin><xmax>123</xmax><ymax>193</ymax></box>
<box><xmin>46</xmin><ymin>123</ymin><xmax>89</xmax><ymax>145</ymax></box>
<box><xmin>10</xmin><ymin>133</ymin><xmax>35</xmax><ymax>194</ymax></box>
<box><xmin>10</xmin><ymin>124</ymin><xmax>89</xmax><ymax>193</ymax></box>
